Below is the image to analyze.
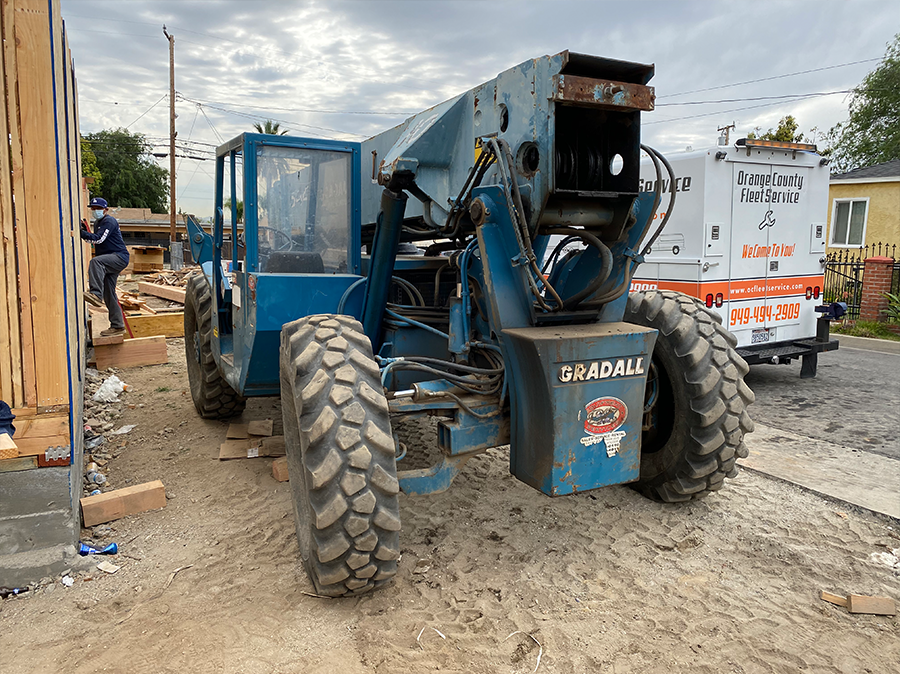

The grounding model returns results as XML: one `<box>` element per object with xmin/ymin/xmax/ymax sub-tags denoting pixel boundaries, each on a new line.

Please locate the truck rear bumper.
<box><xmin>736</xmin><ymin>338</ymin><xmax>839</xmax><ymax>366</ymax></box>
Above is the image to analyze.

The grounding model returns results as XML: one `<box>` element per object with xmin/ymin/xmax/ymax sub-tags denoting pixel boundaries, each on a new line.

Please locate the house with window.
<box><xmin>827</xmin><ymin>159</ymin><xmax>900</xmax><ymax>254</ymax></box>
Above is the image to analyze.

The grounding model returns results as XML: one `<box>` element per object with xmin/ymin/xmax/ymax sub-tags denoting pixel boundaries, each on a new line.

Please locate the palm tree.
<box><xmin>253</xmin><ymin>119</ymin><xmax>289</xmax><ymax>135</ymax></box>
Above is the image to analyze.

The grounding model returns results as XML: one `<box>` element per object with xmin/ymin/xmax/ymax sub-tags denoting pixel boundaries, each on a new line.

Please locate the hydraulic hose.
<box><xmin>542</xmin><ymin>227</ymin><xmax>614</xmax><ymax>310</ymax></box>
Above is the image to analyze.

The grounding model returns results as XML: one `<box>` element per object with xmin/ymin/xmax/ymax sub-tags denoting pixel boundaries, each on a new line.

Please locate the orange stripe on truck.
<box><xmin>634</xmin><ymin>275</ymin><xmax>824</xmax><ymax>301</ymax></box>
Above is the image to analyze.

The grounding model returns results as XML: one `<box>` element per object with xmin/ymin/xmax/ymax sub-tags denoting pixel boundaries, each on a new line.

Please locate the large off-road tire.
<box><xmin>625</xmin><ymin>290</ymin><xmax>755</xmax><ymax>502</ymax></box>
<box><xmin>280</xmin><ymin>314</ymin><xmax>401</xmax><ymax>596</ymax></box>
<box><xmin>184</xmin><ymin>273</ymin><xmax>246</xmax><ymax>419</ymax></box>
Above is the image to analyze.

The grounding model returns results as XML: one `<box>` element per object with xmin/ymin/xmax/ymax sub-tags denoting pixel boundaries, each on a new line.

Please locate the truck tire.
<box><xmin>280</xmin><ymin>315</ymin><xmax>401</xmax><ymax>596</ymax></box>
<box><xmin>625</xmin><ymin>290</ymin><xmax>755</xmax><ymax>502</ymax></box>
<box><xmin>184</xmin><ymin>273</ymin><xmax>246</xmax><ymax>419</ymax></box>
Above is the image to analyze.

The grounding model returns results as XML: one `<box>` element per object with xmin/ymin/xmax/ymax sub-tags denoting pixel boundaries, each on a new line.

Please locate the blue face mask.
<box><xmin>91</xmin><ymin>209</ymin><xmax>104</xmax><ymax>220</ymax></box>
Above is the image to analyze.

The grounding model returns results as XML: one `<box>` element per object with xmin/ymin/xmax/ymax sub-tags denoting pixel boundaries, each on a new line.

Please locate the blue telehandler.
<box><xmin>185</xmin><ymin>51</ymin><xmax>754</xmax><ymax>596</ymax></box>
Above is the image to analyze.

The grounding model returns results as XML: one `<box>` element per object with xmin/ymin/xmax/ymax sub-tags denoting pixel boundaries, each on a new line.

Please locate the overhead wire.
<box><xmin>124</xmin><ymin>93</ymin><xmax>168</xmax><ymax>129</ymax></box>
<box><xmin>658</xmin><ymin>57</ymin><xmax>883</xmax><ymax>99</ymax></box>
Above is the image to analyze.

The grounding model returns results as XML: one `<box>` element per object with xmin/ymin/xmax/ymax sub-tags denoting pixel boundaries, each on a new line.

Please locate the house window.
<box><xmin>831</xmin><ymin>198</ymin><xmax>868</xmax><ymax>247</ymax></box>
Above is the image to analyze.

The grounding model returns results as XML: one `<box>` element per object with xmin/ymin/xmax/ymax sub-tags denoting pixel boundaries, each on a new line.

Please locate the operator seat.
<box><xmin>261</xmin><ymin>251</ymin><xmax>325</xmax><ymax>274</ymax></box>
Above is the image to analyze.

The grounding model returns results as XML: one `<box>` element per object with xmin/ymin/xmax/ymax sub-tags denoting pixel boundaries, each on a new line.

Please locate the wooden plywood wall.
<box><xmin>0</xmin><ymin>0</ymin><xmax>87</xmax><ymax>425</ymax></box>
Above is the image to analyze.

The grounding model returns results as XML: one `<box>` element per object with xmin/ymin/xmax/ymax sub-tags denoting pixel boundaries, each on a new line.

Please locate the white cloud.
<box><xmin>63</xmin><ymin>0</ymin><xmax>898</xmax><ymax>216</ymax></box>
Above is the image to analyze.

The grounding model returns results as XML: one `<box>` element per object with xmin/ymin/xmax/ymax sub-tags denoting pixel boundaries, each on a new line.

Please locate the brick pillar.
<box><xmin>859</xmin><ymin>256</ymin><xmax>894</xmax><ymax>322</ymax></box>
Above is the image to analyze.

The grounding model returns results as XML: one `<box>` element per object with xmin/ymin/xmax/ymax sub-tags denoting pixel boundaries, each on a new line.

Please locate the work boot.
<box><xmin>100</xmin><ymin>327</ymin><xmax>126</xmax><ymax>337</ymax></box>
<box><xmin>84</xmin><ymin>292</ymin><xmax>104</xmax><ymax>307</ymax></box>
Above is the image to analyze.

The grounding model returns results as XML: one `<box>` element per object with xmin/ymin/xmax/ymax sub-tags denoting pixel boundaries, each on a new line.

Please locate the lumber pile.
<box><xmin>129</xmin><ymin>245</ymin><xmax>165</xmax><ymax>272</ymax></box>
<box><xmin>138</xmin><ymin>267</ymin><xmax>196</xmax><ymax>287</ymax></box>
<box><xmin>117</xmin><ymin>288</ymin><xmax>156</xmax><ymax>314</ymax></box>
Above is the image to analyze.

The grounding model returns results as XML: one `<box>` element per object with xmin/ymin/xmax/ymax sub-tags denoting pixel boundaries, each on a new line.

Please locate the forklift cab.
<box><xmin>193</xmin><ymin>134</ymin><xmax>363</xmax><ymax>395</ymax></box>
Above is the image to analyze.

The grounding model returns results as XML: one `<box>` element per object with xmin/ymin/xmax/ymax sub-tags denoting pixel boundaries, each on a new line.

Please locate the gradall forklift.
<box><xmin>185</xmin><ymin>51</ymin><xmax>755</xmax><ymax>596</ymax></box>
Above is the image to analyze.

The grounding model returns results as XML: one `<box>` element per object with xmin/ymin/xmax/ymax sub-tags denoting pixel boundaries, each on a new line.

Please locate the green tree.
<box><xmin>252</xmin><ymin>119</ymin><xmax>288</xmax><ymax>135</ymax></box>
<box><xmin>824</xmin><ymin>33</ymin><xmax>900</xmax><ymax>173</ymax></box>
<box><xmin>747</xmin><ymin>115</ymin><xmax>807</xmax><ymax>142</ymax></box>
<box><xmin>82</xmin><ymin>128</ymin><xmax>169</xmax><ymax>211</ymax></box>
<box><xmin>223</xmin><ymin>197</ymin><xmax>244</xmax><ymax>223</ymax></box>
<box><xmin>80</xmin><ymin>137</ymin><xmax>102</xmax><ymax>189</ymax></box>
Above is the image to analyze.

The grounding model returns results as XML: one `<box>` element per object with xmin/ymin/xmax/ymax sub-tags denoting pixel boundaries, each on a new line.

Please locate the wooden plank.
<box><xmin>0</xmin><ymin>455</ymin><xmax>38</xmax><ymax>472</ymax></box>
<box><xmin>847</xmin><ymin>595</ymin><xmax>896</xmax><ymax>616</ymax></box>
<box><xmin>126</xmin><ymin>312</ymin><xmax>184</xmax><ymax>338</ymax></box>
<box><xmin>0</xmin><ymin>432</ymin><xmax>18</xmax><ymax>458</ymax></box>
<box><xmin>272</xmin><ymin>456</ymin><xmax>289</xmax><ymax>482</ymax></box>
<box><xmin>61</xmin><ymin>22</ymin><xmax>86</xmax><ymax>439</ymax></box>
<box><xmin>820</xmin><ymin>591</ymin><xmax>848</xmax><ymax>608</ymax></box>
<box><xmin>10</xmin><ymin>411</ymin><xmax>69</xmax><ymax>457</ymax></box>
<box><xmin>0</xmin><ymin>0</ymin><xmax>21</xmax><ymax>407</ymax></box>
<box><xmin>137</xmin><ymin>282</ymin><xmax>186</xmax><ymax>303</ymax></box>
<box><xmin>93</xmin><ymin>335</ymin><xmax>168</xmax><ymax>370</ymax></box>
<box><xmin>80</xmin><ymin>480</ymin><xmax>166</xmax><ymax>526</ymax></box>
<box><xmin>15</xmin><ymin>0</ymin><xmax>68</xmax><ymax>408</ymax></box>
<box><xmin>3</xmin><ymin>0</ymin><xmax>37</xmax><ymax>408</ymax></box>
<box><xmin>248</xmin><ymin>419</ymin><xmax>274</xmax><ymax>437</ymax></box>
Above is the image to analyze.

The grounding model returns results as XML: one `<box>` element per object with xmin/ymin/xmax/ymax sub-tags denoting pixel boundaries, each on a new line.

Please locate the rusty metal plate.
<box><xmin>553</xmin><ymin>74</ymin><xmax>655</xmax><ymax>111</ymax></box>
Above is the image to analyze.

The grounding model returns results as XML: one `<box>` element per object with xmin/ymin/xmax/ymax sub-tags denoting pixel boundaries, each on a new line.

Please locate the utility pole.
<box><xmin>717</xmin><ymin>122</ymin><xmax>736</xmax><ymax>147</ymax></box>
<box><xmin>163</xmin><ymin>25</ymin><xmax>182</xmax><ymax>270</ymax></box>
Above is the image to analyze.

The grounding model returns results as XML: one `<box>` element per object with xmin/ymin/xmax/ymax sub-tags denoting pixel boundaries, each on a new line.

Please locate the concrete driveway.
<box><xmin>744</xmin><ymin>339</ymin><xmax>900</xmax><ymax>460</ymax></box>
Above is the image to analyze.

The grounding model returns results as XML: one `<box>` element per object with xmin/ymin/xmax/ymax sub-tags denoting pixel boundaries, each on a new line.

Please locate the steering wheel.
<box><xmin>241</xmin><ymin>226</ymin><xmax>293</xmax><ymax>252</ymax></box>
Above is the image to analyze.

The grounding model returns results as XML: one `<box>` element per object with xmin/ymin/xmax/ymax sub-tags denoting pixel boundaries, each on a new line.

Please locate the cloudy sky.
<box><xmin>61</xmin><ymin>0</ymin><xmax>898</xmax><ymax>217</ymax></box>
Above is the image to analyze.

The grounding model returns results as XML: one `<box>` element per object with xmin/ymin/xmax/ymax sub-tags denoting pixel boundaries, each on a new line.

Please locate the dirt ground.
<box><xmin>1</xmin><ymin>337</ymin><xmax>899</xmax><ymax>674</ymax></box>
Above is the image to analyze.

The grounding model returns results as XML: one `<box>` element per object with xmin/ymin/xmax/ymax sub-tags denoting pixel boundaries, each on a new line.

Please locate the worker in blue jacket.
<box><xmin>81</xmin><ymin>197</ymin><xmax>130</xmax><ymax>337</ymax></box>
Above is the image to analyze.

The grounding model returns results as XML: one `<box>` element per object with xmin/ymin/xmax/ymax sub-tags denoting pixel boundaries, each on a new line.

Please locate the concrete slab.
<box><xmin>0</xmin><ymin>466</ymin><xmax>72</xmax><ymax>517</ymax></box>
<box><xmin>0</xmin><ymin>544</ymin><xmax>93</xmax><ymax>588</ymax></box>
<box><xmin>0</xmin><ymin>510</ymin><xmax>75</xmax><ymax>554</ymax></box>
<box><xmin>740</xmin><ymin>422</ymin><xmax>900</xmax><ymax>520</ymax></box>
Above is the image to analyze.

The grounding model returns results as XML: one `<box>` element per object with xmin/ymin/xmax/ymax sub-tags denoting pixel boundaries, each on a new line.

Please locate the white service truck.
<box><xmin>631</xmin><ymin>138</ymin><xmax>839</xmax><ymax>377</ymax></box>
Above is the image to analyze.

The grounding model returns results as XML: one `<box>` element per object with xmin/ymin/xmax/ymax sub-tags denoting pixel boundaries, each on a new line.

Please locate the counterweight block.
<box><xmin>502</xmin><ymin>323</ymin><xmax>657</xmax><ymax>495</ymax></box>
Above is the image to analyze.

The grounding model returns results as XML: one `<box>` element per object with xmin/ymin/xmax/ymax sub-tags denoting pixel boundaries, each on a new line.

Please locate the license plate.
<box><xmin>751</xmin><ymin>328</ymin><xmax>770</xmax><ymax>344</ymax></box>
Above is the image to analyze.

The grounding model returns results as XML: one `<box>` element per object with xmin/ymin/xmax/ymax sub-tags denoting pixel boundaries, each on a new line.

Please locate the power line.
<box><xmin>177</xmin><ymin>103</ymin><xmax>201</xmax><ymax>174</ymax></box>
<box><xmin>183</xmin><ymin>95</ymin><xmax>413</xmax><ymax>117</ymax></box>
<box><xmin>125</xmin><ymin>94</ymin><xmax>168</xmax><ymax>129</ymax></box>
<box><xmin>659</xmin><ymin>57</ymin><xmax>882</xmax><ymax>99</ymax></box>
<box><xmin>645</xmin><ymin>96</ymin><xmax>828</xmax><ymax>126</ymax></box>
<box><xmin>656</xmin><ymin>90</ymin><xmax>853</xmax><ymax>107</ymax></box>
<box><xmin>198</xmin><ymin>104</ymin><xmax>224</xmax><ymax>144</ymax></box>
<box><xmin>181</xmin><ymin>96</ymin><xmax>367</xmax><ymax>140</ymax></box>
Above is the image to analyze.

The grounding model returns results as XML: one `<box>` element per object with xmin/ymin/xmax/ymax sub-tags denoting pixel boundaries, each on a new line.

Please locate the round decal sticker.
<box><xmin>584</xmin><ymin>397</ymin><xmax>627</xmax><ymax>435</ymax></box>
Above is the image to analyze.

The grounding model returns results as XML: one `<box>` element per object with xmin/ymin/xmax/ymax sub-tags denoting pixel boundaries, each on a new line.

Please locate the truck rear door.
<box><xmin>729</xmin><ymin>162</ymin><xmax>771</xmax><ymax>344</ymax></box>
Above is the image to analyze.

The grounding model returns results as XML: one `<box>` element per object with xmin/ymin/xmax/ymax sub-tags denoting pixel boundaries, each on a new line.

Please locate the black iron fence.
<box><xmin>824</xmin><ymin>242</ymin><xmax>898</xmax><ymax>320</ymax></box>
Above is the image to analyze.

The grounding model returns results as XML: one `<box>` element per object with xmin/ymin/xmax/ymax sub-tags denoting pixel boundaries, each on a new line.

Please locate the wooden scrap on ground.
<box><xmin>93</xmin><ymin>335</ymin><xmax>168</xmax><ymax>370</ymax></box>
<box><xmin>116</xmin><ymin>288</ymin><xmax>156</xmax><ymax>314</ymax></box>
<box><xmin>848</xmin><ymin>594</ymin><xmax>896</xmax><ymax>616</ymax></box>
<box><xmin>272</xmin><ymin>456</ymin><xmax>289</xmax><ymax>482</ymax></box>
<box><xmin>138</xmin><ymin>282</ymin><xmax>186</xmax><ymax>304</ymax></box>
<box><xmin>820</xmin><ymin>590</ymin><xmax>896</xmax><ymax>615</ymax></box>
<box><xmin>820</xmin><ymin>591</ymin><xmax>848</xmax><ymax>608</ymax></box>
<box><xmin>80</xmin><ymin>480</ymin><xmax>166</xmax><ymax>526</ymax></box>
